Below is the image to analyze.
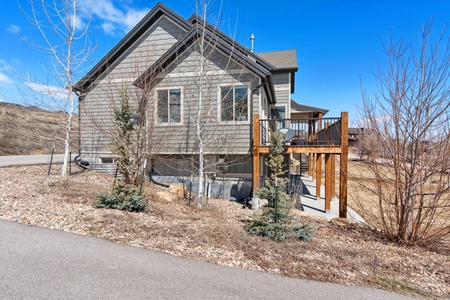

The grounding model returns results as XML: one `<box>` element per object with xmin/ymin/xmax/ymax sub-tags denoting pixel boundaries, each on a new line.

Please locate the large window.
<box><xmin>220</xmin><ymin>85</ymin><xmax>248</xmax><ymax>122</ymax></box>
<box><xmin>157</xmin><ymin>89</ymin><xmax>181</xmax><ymax>124</ymax></box>
<box><xmin>270</xmin><ymin>105</ymin><xmax>286</xmax><ymax>129</ymax></box>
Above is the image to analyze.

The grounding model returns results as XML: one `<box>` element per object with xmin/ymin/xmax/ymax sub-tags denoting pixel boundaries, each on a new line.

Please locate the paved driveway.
<box><xmin>0</xmin><ymin>219</ymin><xmax>415</xmax><ymax>300</ymax></box>
<box><xmin>0</xmin><ymin>155</ymin><xmax>66</xmax><ymax>167</ymax></box>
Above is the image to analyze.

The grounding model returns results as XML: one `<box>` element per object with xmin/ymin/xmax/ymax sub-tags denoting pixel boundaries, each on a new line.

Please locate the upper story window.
<box><xmin>157</xmin><ymin>88</ymin><xmax>181</xmax><ymax>124</ymax></box>
<box><xmin>270</xmin><ymin>105</ymin><xmax>287</xmax><ymax>129</ymax></box>
<box><xmin>220</xmin><ymin>85</ymin><xmax>248</xmax><ymax>122</ymax></box>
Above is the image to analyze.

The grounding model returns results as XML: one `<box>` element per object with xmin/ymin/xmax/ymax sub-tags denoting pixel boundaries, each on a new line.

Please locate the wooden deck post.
<box><xmin>253</xmin><ymin>114</ymin><xmax>260</xmax><ymax>190</ymax></box>
<box><xmin>331</xmin><ymin>154</ymin><xmax>336</xmax><ymax>198</ymax></box>
<box><xmin>316</xmin><ymin>153</ymin><xmax>322</xmax><ymax>199</ymax></box>
<box><xmin>325</xmin><ymin>153</ymin><xmax>331</xmax><ymax>213</ymax></box>
<box><xmin>339</xmin><ymin>112</ymin><xmax>349</xmax><ymax>218</ymax></box>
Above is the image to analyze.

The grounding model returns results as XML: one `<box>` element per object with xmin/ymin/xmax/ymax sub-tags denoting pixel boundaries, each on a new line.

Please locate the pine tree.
<box><xmin>94</xmin><ymin>87</ymin><xmax>149</xmax><ymax>212</ymax></box>
<box><xmin>245</xmin><ymin>131</ymin><xmax>314</xmax><ymax>241</ymax></box>
<box><xmin>112</xmin><ymin>88</ymin><xmax>139</xmax><ymax>185</ymax></box>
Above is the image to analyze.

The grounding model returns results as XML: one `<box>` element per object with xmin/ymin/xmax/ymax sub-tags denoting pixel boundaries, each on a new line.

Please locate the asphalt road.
<box><xmin>0</xmin><ymin>154</ymin><xmax>67</xmax><ymax>167</ymax></box>
<box><xmin>0</xmin><ymin>220</ymin><xmax>416</xmax><ymax>300</ymax></box>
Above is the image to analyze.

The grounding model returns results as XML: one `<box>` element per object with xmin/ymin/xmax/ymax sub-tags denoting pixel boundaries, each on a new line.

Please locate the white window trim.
<box><xmin>154</xmin><ymin>86</ymin><xmax>184</xmax><ymax>126</ymax></box>
<box><xmin>217</xmin><ymin>83</ymin><xmax>251</xmax><ymax>124</ymax></box>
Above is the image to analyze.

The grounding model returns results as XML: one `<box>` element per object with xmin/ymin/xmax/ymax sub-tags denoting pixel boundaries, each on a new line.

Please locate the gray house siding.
<box><xmin>79</xmin><ymin>16</ymin><xmax>186</xmax><ymax>164</ymax></box>
<box><xmin>145</xmin><ymin>46</ymin><xmax>261</xmax><ymax>156</ymax></box>
<box><xmin>271</xmin><ymin>72</ymin><xmax>291</xmax><ymax>118</ymax></box>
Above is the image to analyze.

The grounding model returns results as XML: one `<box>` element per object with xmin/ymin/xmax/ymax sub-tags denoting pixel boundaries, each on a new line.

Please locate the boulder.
<box><xmin>330</xmin><ymin>217</ymin><xmax>350</xmax><ymax>227</ymax></box>
<box><xmin>169</xmin><ymin>183</ymin><xmax>185</xmax><ymax>198</ymax></box>
<box><xmin>156</xmin><ymin>191</ymin><xmax>174</xmax><ymax>202</ymax></box>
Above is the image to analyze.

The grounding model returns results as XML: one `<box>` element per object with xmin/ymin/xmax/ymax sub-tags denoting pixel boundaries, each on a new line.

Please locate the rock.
<box><xmin>330</xmin><ymin>217</ymin><xmax>350</xmax><ymax>226</ymax></box>
<box><xmin>292</xmin><ymin>209</ymin><xmax>309</xmax><ymax>217</ymax></box>
<box><xmin>260</xmin><ymin>198</ymin><xmax>268</xmax><ymax>207</ymax></box>
<box><xmin>251</xmin><ymin>197</ymin><xmax>260</xmax><ymax>210</ymax></box>
<box><xmin>169</xmin><ymin>184</ymin><xmax>185</xmax><ymax>198</ymax></box>
<box><xmin>156</xmin><ymin>191</ymin><xmax>174</xmax><ymax>202</ymax></box>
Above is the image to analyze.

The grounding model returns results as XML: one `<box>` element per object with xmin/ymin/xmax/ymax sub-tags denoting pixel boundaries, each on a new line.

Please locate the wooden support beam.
<box><xmin>256</xmin><ymin>145</ymin><xmax>342</xmax><ymax>155</ymax></box>
<box><xmin>311</xmin><ymin>153</ymin><xmax>316</xmax><ymax>180</ymax></box>
<box><xmin>325</xmin><ymin>153</ymin><xmax>332</xmax><ymax>213</ymax></box>
<box><xmin>253</xmin><ymin>114</ymin><xmax>260</xmax><ymax>189</ymax></box>
<box><xmin>285</xmin><ymin>146</ymin><xmax>342</xmax><ymax>154</ymax></box>
<box><xmin>339</xmin><ymin>112</ymin><xmax>349</xmax><ymax>218</ymax></box>
<box><xmin>316</xmin><ymin>153</ymin><xmax>322</xmax><ymax>199</ymax></box>
<box><xmin>331</xmin><ymin>154</ymin><xmax>336</xmax><ymax>198</ymax></box>
<box><xmin>308</xmin><ymin>154</ymin><xmax>312</xmax><ymax>176</ymax></box>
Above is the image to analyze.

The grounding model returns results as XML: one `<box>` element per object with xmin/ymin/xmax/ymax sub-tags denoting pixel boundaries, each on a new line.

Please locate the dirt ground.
<box><xmin>0</xmin><ymin>164</ymin><xmax>449</xmax><ymax>299</ymax></box>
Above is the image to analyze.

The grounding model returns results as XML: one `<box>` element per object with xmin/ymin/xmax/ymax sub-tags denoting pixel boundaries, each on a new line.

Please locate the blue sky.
<box><xmin>1</xmin><ymin>0</ymin><xmax>449</xmax><ymax>124</ymax></box>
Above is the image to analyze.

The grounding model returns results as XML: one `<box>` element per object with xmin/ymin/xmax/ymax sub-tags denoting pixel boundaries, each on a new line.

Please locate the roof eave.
<box><xmin>135</xmin><ymin>26</ymin><xmax>273</xmax><ymax>88</ymax></box>
<box><xmin>75</xmin><ymin>3</ymin><xmax>191</xmax><ymax>94</ymax></box>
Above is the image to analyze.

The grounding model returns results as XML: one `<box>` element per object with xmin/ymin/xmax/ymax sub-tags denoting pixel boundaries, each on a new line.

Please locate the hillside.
<box><xmin>0</xmin><ymin>102</ymin><xmax>79</xmax><ymax>155</ymax></box>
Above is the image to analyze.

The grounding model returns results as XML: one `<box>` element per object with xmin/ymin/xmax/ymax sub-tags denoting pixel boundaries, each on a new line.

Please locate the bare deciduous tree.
<box><xmin>356</xmin><ymin>21</ymin><xmax>450</xmax><ymax>247</ymax></box>
<box><xmin>146</xmin><ymin>0</ymin><xmax>253</xmax><ymax>208</ymax></box>
<box><xmin>15</xmin><ymin>0</ymin><xmax>95</xmax><ymax>179</ymax></box>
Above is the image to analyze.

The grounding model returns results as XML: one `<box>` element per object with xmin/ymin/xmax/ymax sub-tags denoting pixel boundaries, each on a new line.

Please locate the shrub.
<box><xmin>95</xmin><ymin>180</ymin><xmax>149</xmax><ymax>212</ymax></box>
<box><xmin>245</xmin><ymin>214</ymin><xmax>315</xmax><ymax>242</ymax></box>
<box><xmin>245</xmin><ymin>131</ymin><xmax>314</xmax><ymax>242</ymax></box>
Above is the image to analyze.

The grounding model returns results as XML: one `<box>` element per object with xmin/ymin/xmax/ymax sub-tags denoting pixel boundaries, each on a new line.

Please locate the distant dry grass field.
<box><xmin>347</xmin><ymin>156</ymin><xmax>450</xmax><ymax>248</ymax></box>
<box><xmin>0</xmin><ymin>102</ymin><xmax>78</xmax><ymax>155</ymax></box>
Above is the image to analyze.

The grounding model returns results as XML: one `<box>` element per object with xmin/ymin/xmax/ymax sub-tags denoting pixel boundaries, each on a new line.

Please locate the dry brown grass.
<box><xmin>0</xmin><ymin>164</ymin><xmax>449</xmax><ymax>299</ymax></box>
<box><xmin>0</xmin><ymin>102</ymin><xmax>78</xmax><ymax>155</ymax></box>
<box><xmin>347</xmin><ymin>156</ymin><xmax>450</xmax><ymax>249</ymax></box>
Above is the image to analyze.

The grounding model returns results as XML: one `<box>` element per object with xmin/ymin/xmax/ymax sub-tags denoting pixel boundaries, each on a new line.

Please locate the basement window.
<box><xmin>100</xmin><ymin>157</ymin><xmax>115</xmax><ymax>164</ymax></box>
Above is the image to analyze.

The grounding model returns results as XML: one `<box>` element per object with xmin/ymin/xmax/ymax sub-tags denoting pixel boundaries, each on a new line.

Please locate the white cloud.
<box><xmin>24</xmin><ymin>82</ymin><xmax>70</xmax><ymax>100</ymax></box>
<box><xmin>68</xmin><ymin>14</ymin><xmax>86</xmax><ymax>32</ymax></box>
<box><xmin>0</xmin><ymin>72</ymin><xmax>13</xmax><ymax>85</ymax></box>
<box><xmin>124</xmin><ymin>9</ymin><xmax>148</xmax><ymax>31</ymax></box>
<box><xmin>101</xmin><ymin>22</ymin><xmax>116</xmax><ymax>35</ymax></box>
<box><xmin>6</xmin><ymin>24</ymin><xmax>20</xmax><ymax>34</ymax></box>
<box><xmin>87</xmin><ymin>0</ymin><xmax>149</xmax><ymax>35</ymax></box>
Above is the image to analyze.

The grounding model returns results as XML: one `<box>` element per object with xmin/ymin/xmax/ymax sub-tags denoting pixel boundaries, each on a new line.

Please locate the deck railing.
<box><xmin>259</xmin><ymin>117</ymin><xmax>342</xmax><ymax>147</ymax></box>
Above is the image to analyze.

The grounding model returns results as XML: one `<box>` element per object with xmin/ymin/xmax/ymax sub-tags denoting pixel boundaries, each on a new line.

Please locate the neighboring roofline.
<box><xmin>74</xmin><ymin>2</ymin><xmax>191</xmax><ymax>93</ymax></box>
<box><xmin>291</xmin><ymin>100</ymin><xmax>329</xmax><ymax>116</ymax></box>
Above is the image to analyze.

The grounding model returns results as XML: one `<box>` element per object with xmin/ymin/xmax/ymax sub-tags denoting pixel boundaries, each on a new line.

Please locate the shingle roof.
<box><xmin>256</xmin><ymin>49</ymin><xmax>298</xmax><ymax>70</ymax></box>
<box><xmin>291</xmin><ymin>100</ymin><xmax>328</xmax><ymax>116</ymax></box>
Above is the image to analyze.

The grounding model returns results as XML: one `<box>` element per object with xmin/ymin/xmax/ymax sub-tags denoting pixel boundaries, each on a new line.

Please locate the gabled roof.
<box><xmin>257</xmin><ymin>50</ymin><xmax>298</xmax><ymax>93</ymax></box>
<box><xmin>135</xmin><ymin>15</ymin><xmax>277</xmax><ymax>103</ymax></box>
<box><xmin>74</xmin><ymin>2</ymin><xmax>191</xmax><ymax>93</ymax></box>
<box><xmin>256</xmin><ymin>50</ymin><xmax>298</xmax><ymax>71</ymax></box>
<box><xmin>291</xmin><ymin>100</ymin><xmax>328</xmax><ymax>117</ymax></box>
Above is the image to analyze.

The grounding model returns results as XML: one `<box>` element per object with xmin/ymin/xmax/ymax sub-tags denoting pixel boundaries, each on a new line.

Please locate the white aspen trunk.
<box><xmin>195</xmin><ymin>2</ymin><xmax>207</xmax><ymax>208</ymax></box>
<box><xmin>62</xmin><ymin>91</ymin><xmax>74</xmax><ymax>177</ymax></box>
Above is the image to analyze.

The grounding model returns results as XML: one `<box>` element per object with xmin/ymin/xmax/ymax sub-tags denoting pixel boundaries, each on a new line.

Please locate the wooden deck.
<box><xmin>253</xmin><ymin>112</ymin><xmax>349</xmax><ymax>218</ymax></box>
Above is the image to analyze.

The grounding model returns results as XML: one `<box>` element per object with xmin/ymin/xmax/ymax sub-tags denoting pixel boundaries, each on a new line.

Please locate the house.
<box><xmin>348</xmin><ymin>127</ymin><xmax>364</xmax><ymax>146</ymax></box>
<box><xmin>74</xmin><ymin>3</ymin><xmax>348</xmax><ymax>216</ymax></box>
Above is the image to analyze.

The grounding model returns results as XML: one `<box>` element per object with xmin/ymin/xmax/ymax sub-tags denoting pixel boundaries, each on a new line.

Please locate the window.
<box><xmin>100</xmin><ymin>157</ymin><xmax>115</xmax><ymax>164</ymax></box>
<box><xmin>271</xmin><ymin>106</ymin><xmax>286</xmax><ymax>129</ymax></box>
<box><xmin>270</xmin><ymin>106</ymin><xmax>286</xmax><ymax>119</ymax></box>
<box><xmin>157</xmin><ymin>89</ymin><xmax>181</xmax><ymax>124</ymax></box>
<box><xmin>220</xmin><ymin>85</ymin><xmax>248</xmax><ymax>122</ymax></box>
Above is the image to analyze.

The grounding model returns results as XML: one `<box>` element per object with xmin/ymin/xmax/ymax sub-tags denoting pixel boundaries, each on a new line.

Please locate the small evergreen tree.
<box><xmin>112</xmin><ymin>88</ymin><xmax>140</xmax><ymax>185</ymax></box>
<box><xmin>245</xmin><ymin>131</ymin><xmax>314</xmax><ymax>241</ymax></box>
<box><xmin>94</xmin><ymin>87</ymin><xmax>149</xmax><ymax>212</ymax></box>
